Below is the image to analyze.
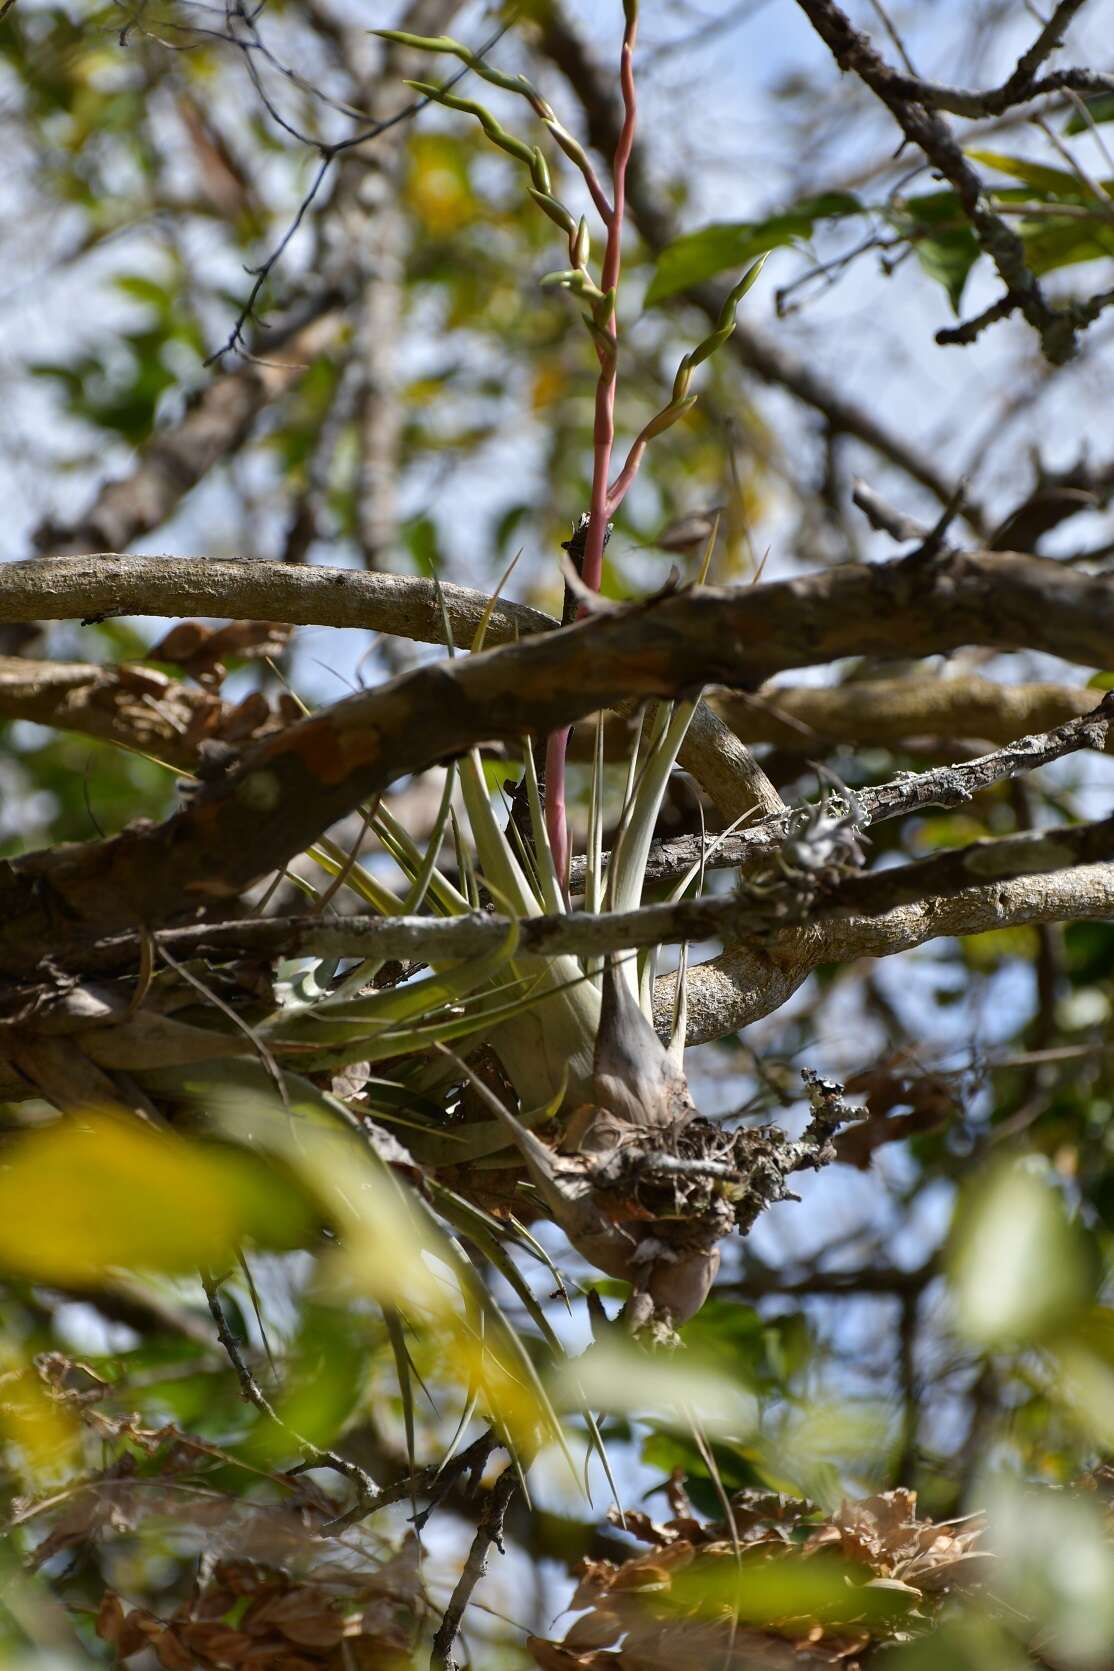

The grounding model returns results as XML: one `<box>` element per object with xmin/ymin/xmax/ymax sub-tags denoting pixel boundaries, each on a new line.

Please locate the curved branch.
<box><xmin>0</xmin><ymin>552</ymin><xmax>554</xmax><ymax>645</ymax></box>
<box><xmin>5</xmin><ymin>545</ymin><xmax>1114</xmax><ymax>668</ymax></box>
<box><xmin>662</xmin><ymin>861</ymin><xmax>1114</xmax><ymax>1044</ymax></box>
<box><xmin>717</xmin><ymin>674</ymin><xmax>1107</xmax><ymax>752</ymax></box>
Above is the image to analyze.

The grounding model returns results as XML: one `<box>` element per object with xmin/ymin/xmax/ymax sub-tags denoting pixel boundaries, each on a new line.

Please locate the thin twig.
<box><xmin>202</xmin><ymin>1275</ymin><xmax>378</xmax><ymax>1506</ymax></box>
<box><xmin>206</xmin><ymin>22</ymin><xmax>511</xmax><ymax>363</ymax></box>
<box><xmin>430</xmin><ymin>1465</ymin><xmax>519</xmax><ymax>1671</ymax></box>
<box><xmin>324</xmin><ymin>1429</ymin><xmax>501</xmax><ymax>1536</ymax></box>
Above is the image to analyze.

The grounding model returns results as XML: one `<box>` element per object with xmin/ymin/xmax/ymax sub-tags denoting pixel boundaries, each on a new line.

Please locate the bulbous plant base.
<box><xmin>480</xmin><ymin>956</ymin><xmax>863</xmax><ymax>1332</ymax></box>
<box><xmin>543</xmin><ymin>1085</ymin><xmax>858</xmax><ymax>1331</ymax></box>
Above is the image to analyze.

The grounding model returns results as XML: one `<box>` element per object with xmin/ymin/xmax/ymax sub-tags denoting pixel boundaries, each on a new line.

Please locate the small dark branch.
<box><xmin>206</xmin><ymin>23</ymin><xmax>510</xmax><ymax>363</ymax></box>
<box><xmin>907</xmin><ymin>478</ymin><xmax>970</xmax><ymax>561</ymax></box>
<box><xmin>430</xmin><ymin>1465</ymin><xmax>519</xmax><ymax>1671</ymax></box>
<box><xmin>727</xmin><ymin>1257</ymin><xmax>936</xmax><ymax>1299</ymax></box>
<box><xmin>990</xmin><ymin>451</ymin><xmax>1114</xmax><ymax>553</ymax></box>
<box><xmin>324</xmin><ymin>1430</ymin><xmax>501</xmax><ymax>1537</ymax></box>
<box><xmin>995</xmin><ymin>0</ymin><xmax>1090</xmax><ymax>106</ymax></box>
<box><xmin>825</xmin><ymin>0</ymin><xmax>1102</xmax><ymax>119</ymax></box>
<box><xmin>795</xmin><ymin>0</ymin><xmax>1099</xmax><ymax>361</ymax></box>
<box><xmin>851</xmin><ymin>478</ymin><xmax>929</xmax><ymax>543</ymax></box>
<box><xmin>936</xmin><ymin>292</ymin><xmax>1021</xmax><ymax>349</ymax></box>
<box><xmin>202</xmin><ymin>1275</ymin><xmax>379</xmax><ymax>1507</ymax></box>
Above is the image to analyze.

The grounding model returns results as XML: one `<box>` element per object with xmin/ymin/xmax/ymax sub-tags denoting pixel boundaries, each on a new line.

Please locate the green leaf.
<box><xmin>1065</xmin><ymin>93</ymin><xmax>1114</xmax><ymax>134</ymax></box>
<box><xmin>645</xmin><ymin>194</ymin><xmax>862</xmax><ymax>305</ymax></box>
<box><xmin>242</xmin><ymin>1300</ymin><xmax>370</xmax><ymax>1461</ymax></box>
<box><xmin>968</xmin><ymin>147</ymin><xmax>1112</xmax><ymax>201</ymax></box>
<box><xmin>1020</xmin><ymin>215</ymin><xmax>1114</xmax><ymax>276</ymax></box>
<box><xmin>403</xmin><ymin>512</ymin><xmax>443</xmax><ymax>577</ymax></box>
<box><xmin>113</xmin><ymin>274</ymin><xmax>173</xmax><ymax>314</ymax></box>
<box><xmin>890</xmin><ymin>191</ymin><xmax>980</xmax><ymax>312</ymax></box>
<box><xmin>0</xmin><ymin>1116</ymin><xmax>316</xmax><ymax>1282</ymax></box>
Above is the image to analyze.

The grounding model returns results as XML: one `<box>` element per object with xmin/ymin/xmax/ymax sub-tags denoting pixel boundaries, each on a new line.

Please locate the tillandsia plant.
<box><xmin>362</xmin><ymin>4</ymin><xmax>780</xmax><ymax>1333</ymax></box>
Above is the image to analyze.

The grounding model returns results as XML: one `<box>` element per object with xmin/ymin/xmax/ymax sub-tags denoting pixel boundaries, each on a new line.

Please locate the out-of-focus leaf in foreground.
<box><xmin>984</xmin><ymin>1476</ymin><xmax>1114</xmax><ymax>1667</ymax></box>
<box><xmin>0</xmin><ymin>1116</ymin><xmax>317</xmax><ymax>1282</ymax></box>
<box><xmin>552</xmin><ymin>1338</ymin><xmax>758</xmax><ymax>1439</ymax></box>
<box><xmin>947</xmin><ymin>1160</ymin><xmax>1097</xmax><ymax>1347</ymax></box>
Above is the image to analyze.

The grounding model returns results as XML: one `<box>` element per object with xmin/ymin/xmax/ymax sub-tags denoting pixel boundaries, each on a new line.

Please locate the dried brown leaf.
<box><xmin>94</xmin><ymin>1590</ymin><xmax>126</xmax><ymax>1647</ymax></box>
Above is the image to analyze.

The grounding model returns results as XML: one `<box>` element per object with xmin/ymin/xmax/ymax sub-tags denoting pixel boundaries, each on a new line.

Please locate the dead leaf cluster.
<box><xmin>95</xmin><ymin>1539</ymin><xmax>425</xmax><ymax>1670</ymax></box>
<box><xmin>836</xmin><ymin>1054</ymin><xmax>960</xmax><ymax>1169</ymax></box>
<box><xmin>527</xmin><ymin>1486</ymin><xmax>990</xmax><ymax>1670</ymax></box>
<box><xmin>148</xmin><ymin>619</ymin><xmax>295</xmax><ymax>689</ymax></box>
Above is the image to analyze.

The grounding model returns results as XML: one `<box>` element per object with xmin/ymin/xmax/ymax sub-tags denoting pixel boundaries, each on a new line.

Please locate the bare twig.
<box><xmin>202</xmin><ymin>1275</ymin><xmax>379</xmax><ymax>1506</ymax></box>
<box><xmin>323</xmin><ymin>1430</ymin><xmax>501</xmax><ymax>1537</ymax></box>
<box><xmin>205</xmin><ymin>21</ymin><xmax>511</xmax><ymax>363</ymax></box>
<box><xmin>430</xmin><ymin>1465</ymin><xmax>519</xmax><ymax>1671</ymax></box>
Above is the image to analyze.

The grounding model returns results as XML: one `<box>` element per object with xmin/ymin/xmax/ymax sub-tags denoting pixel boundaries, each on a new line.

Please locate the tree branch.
<box><xmin>430</xmin><ymin>1465</ymin><xmax>518</xmax><ymax>1671</ymax></box>
<box><xmin>838</xmin><ymin>1</ymin><xmax>1105</xmax><ymax>120</ymax></box>
<box><xmin>31</xmin><ymin>299</ymin><xmax>346</xmax><ymax>558</ymax></box>
<box><xmin>0</xmin><ymin>656</ymin><xmax>283</xmax><ymax>771</ymax></box>
<box><xmin>7</xmin><ymin>546</ymin><xmax>1114</xmax><ymax>669</ymax></box>
<box><xmin>29</xmin><ymin>700</ymin><xmax>1114</xmax><ymax>980</ymax></box>
<box><xmin>599</xmin><ymin>691</ymin><xmax>1114</xmax><ymax>886</ymax></box>
<box><xmin>664</xmin><ymin>861</ymin><xmax>1114</xmax><ymax>1044</ymax></box>
<box><xmin>0</xmin><ymin>573</ymin><xmax>762</xmax><ymax>824</ymax></box>
<box><xmin>716</xmin><ymin>674</ymin><xmax>1108</xmax><ymax>753</ymax></box>
<box><xmin>3</xmin><ymin>549</ymin><xmax>1112</xmax><ymax>964</ymax></box>
<box><xmin>795</xmin><ymin>0</ymin><xmax>1106</xmax><ymax>361</ymax></box>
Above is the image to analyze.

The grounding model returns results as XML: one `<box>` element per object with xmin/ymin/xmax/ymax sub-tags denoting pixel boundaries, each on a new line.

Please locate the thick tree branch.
<box><xmin>6</xmin><ymin>546</ymin><xmax>1114</xmax><ymax>669</ymax></box>
<box><xmin>63</xmin><ymin>813</ymin><xmax>1114</xmax><ymax>975</ymax></box>
<box><xmin>2</xmin><ymin>549</ymin><xmax>1112</xmax><ymax>965</ymax></box>
<box><xmin>678</xmin><ymin>698</ymin><xmax>784</xmax><ymax>819</ymax></box>
<box><xmin>15</xmin><ymin>695</ymin><xmax>1114</xmax><ymax>980</ymax></box>
<box><xmin>717</xmin><ymin>674</ymin><xmax>1108</xmax><ymax>753</ymax></box>
<box><xmin>607</xmin><ymin>693</ymin><xmax>1114</xmax><ymax>887</ymax></box>
<box><xmin>0</xmin><ymin>583</ymin><xmax>761</xmax><ymax>825</ymax></box>
<box><xmin>662</xmin><ymin>860</ymin><xmax>1114</xmax><ymax>1045</ymax></box>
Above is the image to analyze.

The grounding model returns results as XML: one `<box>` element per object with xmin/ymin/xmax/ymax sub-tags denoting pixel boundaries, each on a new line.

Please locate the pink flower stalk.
<box><xmin>546</xmin><ymin>3</ymin><xmax>638</xmax><ymax>893</ymax></box>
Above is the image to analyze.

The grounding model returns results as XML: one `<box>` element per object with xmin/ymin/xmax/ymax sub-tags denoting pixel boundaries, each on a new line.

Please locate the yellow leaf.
<box><xmin>0</xmin><ymin>1116</ymin><xmax>315</xmax><ymax>1282</ymax></box>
